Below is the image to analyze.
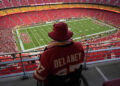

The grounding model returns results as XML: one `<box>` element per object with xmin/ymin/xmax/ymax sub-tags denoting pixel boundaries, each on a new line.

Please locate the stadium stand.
<box><xmin>2</xmin><ymin>0</ymin><xmax>12</xmax><ymax>8</ymax></box>
<box><xmin>19</xmin><ymin>0</ymin><xmax>28</xmax><ymax>6</ymax></box>
<box><xmin>0</xmin><ymin>29</ymin><xmax>17</xmax><ymax>53</ymax></box>
<box><xmin>0</xmin><ymin>1</ymin><xmax>4</xmax><ymax>8</ymax></box>
<box><xmin>0</xmin><ymin>2</ymin><xmax>120</xmax><ymax>86</ymax></box>
<box><xmin>0</xmin><ymin>8</ymin><xmax>120</xmax><ymax>29</ymax></box>
<box><xmin>1</xmin><ymin>0</ymin><xmax>120</xmax><ymax>9</ymax></box>
<box><xmin>11</xmin><ymin>0</ymin><xmax>20</xmax><ymax>7</ymax></box>
<box><xmin>28</xmin><ymin>0</ymin><xmax>36</xmax><ymax>5</ymax></box>
<box><xmin>35</xmin><ymin>0</ymin><xmax>43</xmax><ymax>5</ymax></box>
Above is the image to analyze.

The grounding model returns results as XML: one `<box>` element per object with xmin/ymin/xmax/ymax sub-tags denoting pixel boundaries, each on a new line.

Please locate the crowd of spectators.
<box><xmin>0</xmin><ymin>29</ymin><xmax>17</xmax><ymax>54</ymax></box>
<box><xmin>81</xmin><ymin>30</ymin><xmax>120</xmax><ymax>50</ymax></box>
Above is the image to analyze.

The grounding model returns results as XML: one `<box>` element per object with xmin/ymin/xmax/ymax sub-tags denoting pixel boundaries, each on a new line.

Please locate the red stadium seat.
<box><xmin>2</xmin><ymin>0</ymin><xmax>12</xmax><ymax>8</ymax></box>
<box><xmin>0</xmin><ymin>1</ymin><xmax>5</xmax><ymax>9</ymax></box>
<box><xmin>19</xmin><ymin>0</ymin><xmax>28</xmax><ymax>6</ymax></box>
<box><xmin>11</xmin><ymin>0</ymin><xmax>20</xmax><ymax>7</ymax></box>
<box><xmin>103</xmin><ymin>79</ymin><xmax>120</xmax><ymax>86</ymax></box>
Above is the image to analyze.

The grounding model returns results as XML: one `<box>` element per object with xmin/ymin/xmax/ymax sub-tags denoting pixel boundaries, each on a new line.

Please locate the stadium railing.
<box><xmin>0</xmin><ymin>41</ymin><xmax>120</xmax><ymax>79</ymax></box>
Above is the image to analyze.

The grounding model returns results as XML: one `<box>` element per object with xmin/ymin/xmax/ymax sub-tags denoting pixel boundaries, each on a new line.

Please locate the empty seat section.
<box><xmin>2</xmin><ymin>0</ymin><xmax>12</xmax><ymax>8</ymax></box>
<box><xmin>88</xmin><ymin>9</ymin><xmax>96</xmax><ymax>18</ymax></box>
<box><xmin>16</xmin><ymin>13</ymin><xmax>32</xmax><ymax>25</ymax></box>
<box><xmin>37</xmin><ymin>11</ymin><xmax>49</xmax><ymax>23</ymax></box>
<box><xmin>46</xmin><ymin>10</ymin><xmax>57</xmax><ymax>21</ymax></box>
<box><xmin>11</xmin><ymin>0</ymin><xmax>20</xmax><ymax>7</ymax></box>
<box><xmin>63</xmin><ymin>9</ymin><xmax>73</xmax><ymax>18</ymax></box>
<box><xmin>19</xmin><ymin>0</ymin><xmax>28</xmax><ymax>6</ymax></box>
<box><xmin>0</xmin><ymin>1</ymin><xmax>5</xmax><ymax>9</ymax></box>
<box><xmin>80</xmin><ymin>9</ymin><xmax>89</xmax><ymax>17</ymax></box>
<box><xmin>2</xmin><ymin>15</ymin><xmax>16</xmax><ymax>28</ymax></box>
<box><xmin>26</xmin><ymin>11</ymin><xmax>40</xmax><ymax>24</ymax></box>
<box><xmin>9</xmin><ymin>14</ymin><xmax>23</xmax><ymax>26</ymax></box>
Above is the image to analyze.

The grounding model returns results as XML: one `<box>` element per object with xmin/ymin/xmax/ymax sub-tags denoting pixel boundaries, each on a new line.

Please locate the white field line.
<box><xmin>19</xmin><ymin>18</ymin><xmax>117</xmax><ymax>51</ymax></box>
<box><xmin>91</xmin><ymin>18</ymin><xmax>117</xmax><ymax>29</ymax></box>
<box><xmin>23</xmin><ymin>45</ymin><xmax>47</xmax><ymax>52</ymax></box>
<box><xmin>16</xmin><ymin>29</ymin><xmax>24</xmax><ymax>51</ymax></box>
<box><xmin>73</xmin><ymin>28</ymin><xmax>117</xmax><ymax>40</ymax></box>
<box><xmin>38</xmin><ymin>29</ymin><xmax>47</xmax><ymax>45</ymax></box>
<box><xmin>35</xmin><ymin>29</ymin><xmax>45</xmax><ymax>45</ymax></box>
<box><xmin>29</xmin><ymin>29</ymin><xmax>41</xmax><ymax>46</ymax></box>
<box><xmin>19</xmin><ymin>18</ymin><xmax>89</xmax><ymax>30</ymax></box>
<box><xmin>25</xmin><ymin>29</ymin><xmax>36</xmax><ymax>48</ymax></box>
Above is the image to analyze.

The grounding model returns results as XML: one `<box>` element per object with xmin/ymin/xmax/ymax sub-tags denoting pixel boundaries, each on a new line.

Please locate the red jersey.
<box><xmin>34</xmin><ymin>42</ymin><xmax>85</xmax><ymax>82</ymax></box>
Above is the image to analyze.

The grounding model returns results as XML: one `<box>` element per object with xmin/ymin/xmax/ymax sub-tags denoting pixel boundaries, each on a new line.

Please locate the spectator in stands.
<box><xmin>33</xmin><ymin>22</ymin><xmax>85</xmax><ymax>86</ymax></box>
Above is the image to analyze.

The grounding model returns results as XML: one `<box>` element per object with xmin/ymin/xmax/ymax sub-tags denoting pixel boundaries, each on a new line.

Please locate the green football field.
<box><xmin>15</xmin><ymin>18</ymin><xmax>116</xmax><ymax>51</ymax></box>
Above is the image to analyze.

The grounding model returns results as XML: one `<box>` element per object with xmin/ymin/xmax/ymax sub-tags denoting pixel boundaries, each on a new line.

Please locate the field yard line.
<box><xmin>73</xmin><ymin>28</ymin><xmax>117</xmax><ymax>40</ymax></box>
<box><xmin>25</xmin><ymin>29</ymin><xmax>36</xmax><ymax>48</ymax></box>
<box><xmin>29</xmin><ymin>29</ymin><xmax>41</xmax><ymax>46</ymax></box>
<box><xmin>19</xmin><ymin>18</ymin><xmax>89</xmax><ymax>30</ymax></box>
<box><xmin>35</xmin><ymin>29</ymin><xmax>45</xmax><ymax>45</ymax></box>
<box><xmin>37</xmin><ymin>29</ymin><xmax>47</xmax><ymax>44</ymax></box>
<box><xmin>16</xmin><ymin>29</ymin><xmax>24</xmax><ymax>51</ymax></box>
<box><xmin>23</xmin><ymin>45</ymin><xmax>47</xmax><ymax>52</ymax></box>
<box><xmin>40</xmin><ymin>29</ymin><xmax>48</xmax><ymax>43</ymax></box>
<box><xmin>91</xmin><ymin>18</ymin><xmax>118</xmax><ymax>29</ymax></box>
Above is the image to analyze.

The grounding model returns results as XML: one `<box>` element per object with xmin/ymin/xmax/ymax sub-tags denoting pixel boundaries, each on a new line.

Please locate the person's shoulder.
<box><xmin>74</xmin><ymin>41</ymin><xmax>83</xmax><ymax>45</ymax></box>
<box><xmin>43</xmin><ymin>46</ymin><xmax>56</xmax><ymax>54</ymax></box>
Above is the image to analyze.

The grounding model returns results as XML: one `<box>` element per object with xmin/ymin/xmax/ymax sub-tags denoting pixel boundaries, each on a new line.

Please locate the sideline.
<box><xmin>16</xmin><ymin>29</ymin><xmax>24</xmax><ymax>51</ymax></box>
<box><xmin>17</xmin><ymin>18</ymin><xmax>118</xmax><ymax>52</ymax></box>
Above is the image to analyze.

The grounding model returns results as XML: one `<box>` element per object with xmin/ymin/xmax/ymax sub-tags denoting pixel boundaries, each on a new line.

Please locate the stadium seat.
<box><xmin>63</xmin><ymin>0</ymin><xmax>71</xmax><ymax>3</ymax></box>
<box><xmin>25</xmin><ymin>11</ymin><xmax>40</xmax><ymax>24</ymax></box>
<box><xmin>116</xmin><ymin>0</ymin><xmax>120</xmax><ymax>7</ymax></box>
<box><xmin>11</xmin><ymin>0</ymin><xmax>20</xmax><ymax>7</ymax></box>
<box><xmin>19</xmin><ymin>0</ymin><xmax>28</xmax><ymax>6</ymax></box>
<box><xmin>109</xmin><ymin>0</ymin><xmax>117</xmax><ymax>6</ymax></box>
<box><xmin>82</xmin><ymin>0</ymin><xmax>88</xmax><ymax>3</ymax></box>
<box><xmin>95</xmin><ymin>0</ymin><xmax>101</xmax><ymax>4</ymax></box>
<box><xmin>16</xmin><ymin>13</ymin><xmax>33</xmax><ymax>25</ymax></box>
<box><xmin>2</xmin><ymin>0</ymin><xmax>12</xmax><ymax>8</ymax></box>
<box><xmin>28</xmin><ymin>0</ymin><xmax>36</xmax><ymax>5</ymax></box>
<box><xmin>103</xmin><ymin>79</ymin><xmax>120</xmax><ymax>86</ymax></box>
<box><xmin>102</xmin><ymin>0</ymin><xmax>109</xmax><ymax>5</ymax></box>
<box><xmin>35</xmin><ymin>0</ymin><xmax>43</xmax><ymax>4</ymax></box>
<box><xmin>0</xmin><ymin>1</ymin><xmax>5</xmax><ymax>9</ymax></box>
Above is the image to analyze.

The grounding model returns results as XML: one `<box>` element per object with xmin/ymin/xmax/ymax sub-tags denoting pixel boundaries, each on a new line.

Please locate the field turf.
<box><xmin>15</xmin><ymin>18</ymin><xmax>115</xmax><ymax>51</ymax></box>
